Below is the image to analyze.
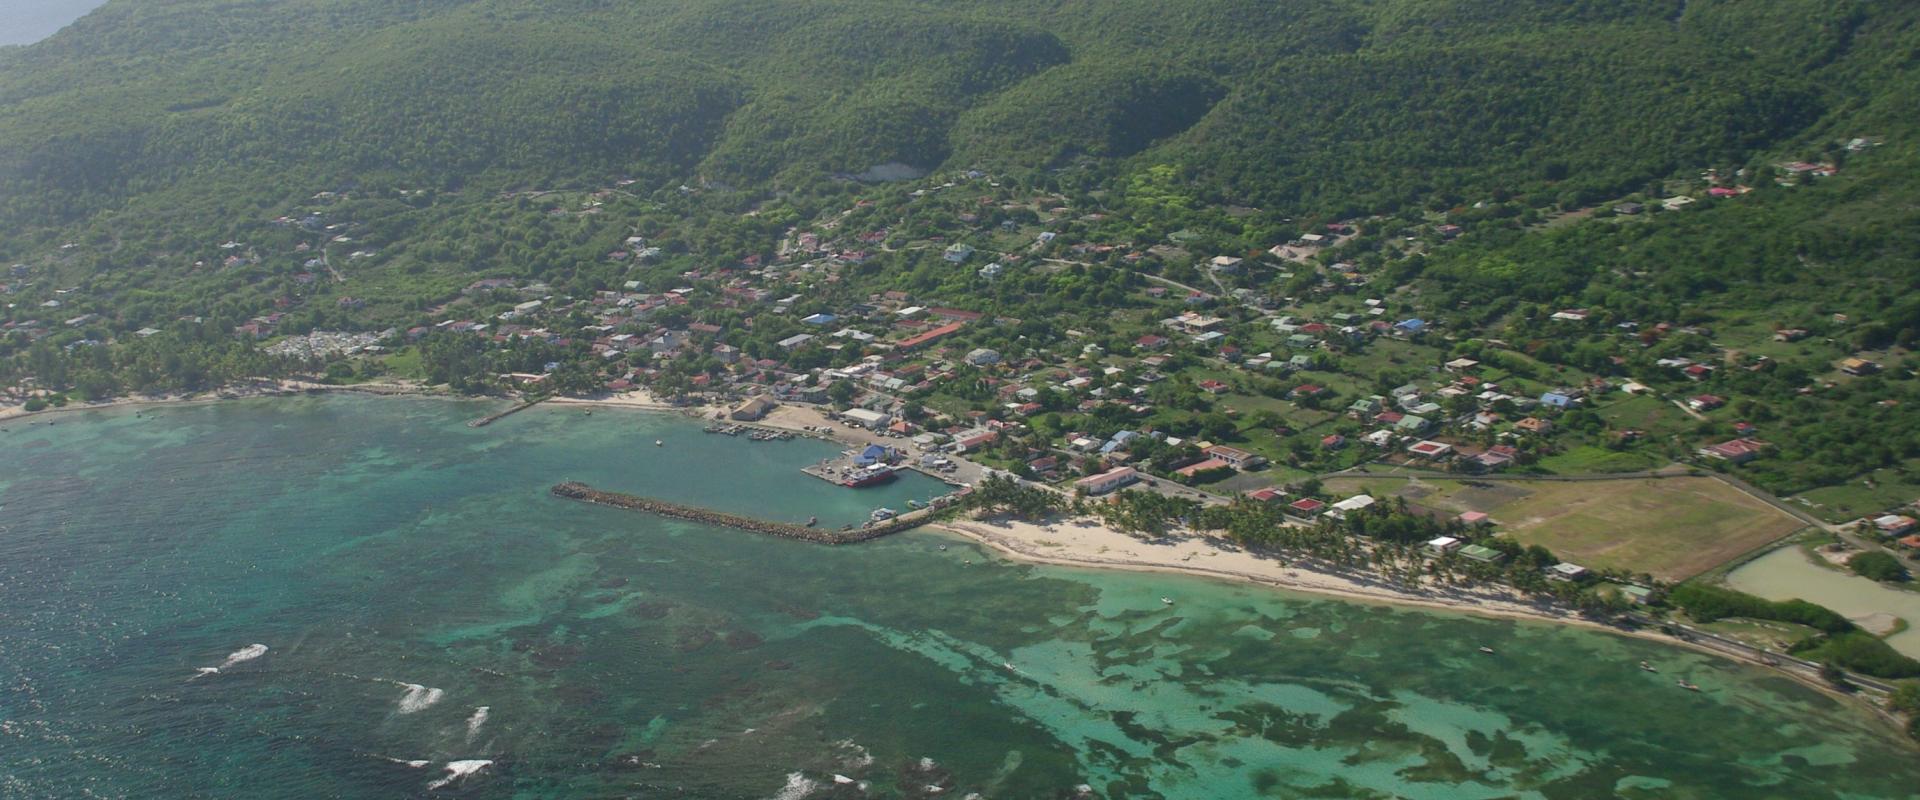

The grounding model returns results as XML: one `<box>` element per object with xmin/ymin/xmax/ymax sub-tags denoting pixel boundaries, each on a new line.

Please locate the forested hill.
<box><xmin>1</xmin><ymin>0</ymin><xmax>1917</xmax><ymax>240</ymax></box>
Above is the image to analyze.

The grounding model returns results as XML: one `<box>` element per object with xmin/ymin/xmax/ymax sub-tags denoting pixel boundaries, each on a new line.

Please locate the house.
<box><xmin>1445</xmin><ymin>357</ymin><xmax>1480</xmax><ymax>372</ymax></box>
<box><xmin>1458</xmin><ymin>511</ymin><xmax>1491</xmax><ymax>526</ymax></box>
<box><xmin>978</xmin><ymin>262</ymin><xmax>1004</xmax><ymax>279</ymax></box>
<box><xmin>730</xmin><ymin>394</ymin><xmax>778</xmax><ymax>421</ymax></box>
<box><xmin>1288</xmin><ymin>498</ymin><xmax>1327</xmax><ymax>517</ymax></box>
<box><xmin>1613</xmin><ymin>202</ymin><xmax>1643</xmax><ymax>215</ymax></box>
<box><xmin>1320</xmin><ymin>433</ymin><xmax>1346</xmax><ymax>450</ymax></box>
<box><xmin>1661</xmin><ymin>195</ymin><xmax>1696</xmax><ymax>211</ymax></box>
<box><xmin>1135</xmin><ymin>334</ymin><xmax>1169</xmax><ymax>351</ymax></box>
<box><xmin>1548</xmin><ymin>562</ymin><xmax>1591</xmax><ymax>581</ymax></box>
<box><xmin>894</xmin><ymin>321</ymin><xmax>965</xmax><ymax>352</ymax></box>
<box><xmin>943</xmin><ymin>243</ymin><xmax>975</xmax><ymax>263</ymax></box>
<box><xmin>801</xmin><ymin>312</ymin><xmax>837</xmax><ymax>326</ymax></box>
<box><xmin>1406</xmin><ymin>440</ymin><xmax>1453</xmax><ymax>459</ymax></box>
<box><xmin>1841</xmin><ymin>358</ymin><xmax>1881</xmax><ymax>376</ymax></box>
<box><xmin>1209</xmin><ymin>255</ymin><xmax>1244</xmax><ymax>272</ymax></box>
<box><xmin>1461</xmin><ymin>544</ymin><xmax>1507</xmax><ymax>564</ymax></box>
<box><xmin>1426</xmin><ymin>536</ymin><xmax>1463</xmax><ymax>554</ymax></box>
<box><xmin>1076</xmin><ymin>467</ymin><xmax>1140</xmax><ymax>495</ymax></box>
<box><xmin>1393</xmin><ymin>319</ymin><xmax>1426</xmax><ymax>335</ymax></box>
<box><xmin>1394</xmin><ymin>415</ymin><xmax>1431</xmax><ymax>435</ymax></box>
<box><xmin>1699</xmin><ymin>438</ymin><xmax>1770</xmax><ymax>464</ymax></box>
<box><xmin>1872</xmin><ymin>515</ymin><xmax>1917</xmax><ymax>536</ymax></box>
<box><xmin>953</xmin><ymin>430</ymin><xmax>999</xmax><ymax>453</ymax></box>
<box><xmin>965</xmin><ymin>348</ymin><xmax>1003</xmax><ymax>366</ymax></box>
<box><xmin>1204</xmin><ymin>445</ymin><xmax>1267</xmax><ymax>470</ymax></box>
<box><xmin>1549</xmin><ymin>309</ymin><xmax>1589</xmax><ymax>322</ymax></box>
<box><xmin>1539</xmin><ymin>391</ymin><xmax>1574</xmax><ymax>409</ymax></box>
<box><xmin>1327</xmin><ymin>494</ymin><xmax>1376</xmax><ymax>519</ymax></box>
<box><xmin>1175</xmin><ymin>458</ymin><xmax>1232</xmax><ymax>478</ymax></box>
<box><xmin>1244</xmin><ymin>487</ymin><xmax>1287</xmax><ymax>505</ymax></box>
<box><xmin>1198</xmin><ymin>379</ymin><xmax>1230</xmax><ymax>395</ymax></box>
<box><xmin>1688</xmin><ymin>394</ymin><xmax>1726</xmax><ymax>412</ymax></box>
<box><xmin>1513</xmin><ymin>417</ymin><xmax>1553</xmax><ymax>434</ymax></box>
<box><xmin>777</xmin><ymin>333</ymin><xmax>816</xmax><ymax>350</ymax></box>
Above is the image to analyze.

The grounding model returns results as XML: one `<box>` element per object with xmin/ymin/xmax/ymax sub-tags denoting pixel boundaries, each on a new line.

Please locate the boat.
<box><xmin>870</xmin><ymin>507</ymin><xmax>897</xmax><ymax>522</ymax></box>
<box><xmin>654</xmin><ymin>439</ymin><xmax>663</xmax><ymax>447</ymax></box>
<box><xmin>805</xmin><ymin>516</ymin><xmax>818</xmax><ymax>528</ymax></box>
<box><xmin>1677</xmin><ymin>679</ymin><xmax>1701</xmax><ymax>692</ymax></box>
<box><xmin>1639</xmin><ymin>661</ymin><xmax>1657</xmax><ymax>673</ymax></box>
<box><xmin>906</xmin><ymin>499</ymin><xmax>925</xmax><ymax>510</ymax></box>
<box><xmin>840</xmin><ymin>465</ymin><xmax>898</xmax><ymax>488</ymax></box>
<box><xmin>1478</xmin><ymin>646</ymin><xmax>1495</xmax><ymax>655</ymax></box>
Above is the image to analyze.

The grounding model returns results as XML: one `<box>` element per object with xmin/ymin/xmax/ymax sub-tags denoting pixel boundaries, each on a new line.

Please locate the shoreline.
<box><xmin>925</xmin><ymin>514</ymin><xmax>1912</xmax><ymax>732</ymax></box>
<box><xmin>6</xmin><ymin>385</ymin><xmax>1911</xmax><ymax>732</ymax></box>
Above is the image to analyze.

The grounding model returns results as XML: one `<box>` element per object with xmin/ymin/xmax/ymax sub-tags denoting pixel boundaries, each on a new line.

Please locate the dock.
<box><xmin>468</xmin><ymin>397</ymin><xmax>546</xmax><ymax>427</ymax></box>
<box><xmin>550</xmin><ymin>482</ymin><xmax>951</xmax><ymax>544</ymax></box>
<box><xmin>701</xmin><ymin>422</ymin><xmax>803</xmax><ymax>441</ymax></box>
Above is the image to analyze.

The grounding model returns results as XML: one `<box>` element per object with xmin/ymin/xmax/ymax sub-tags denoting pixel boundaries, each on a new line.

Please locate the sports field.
<box><xmin>1320</xmin><ymin>475</ymin><xmax>1807</xmax><ymax>581</ymax></box>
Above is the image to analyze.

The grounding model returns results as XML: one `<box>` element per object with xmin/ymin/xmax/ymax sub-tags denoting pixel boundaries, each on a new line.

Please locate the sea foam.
<box><xmin>396</xmin><ymin>683</ymin><xmax>445</xmax><ymax>714</ymax></box>
<box><xmin>768</xmin><ymin>771</ymin><xmax>817</xmax><ymax>800</ymax></box>
<box><xmin>426</xmin><ymin>759</ymin><xmax>492</xmax><ymax>790</ymax></box>
<box><xmin>189</xmin><ymin>643</ymin><xmax>268</xmax><ymax>678</ymax></box>
<box><xmin>465</xmin><ymin>706</ymin><xmax>490</xmax><ymax>740</ymax></box>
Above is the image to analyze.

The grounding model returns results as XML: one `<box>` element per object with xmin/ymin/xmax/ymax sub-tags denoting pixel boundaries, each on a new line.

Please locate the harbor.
<box><xmin>800</xmin><ymin>442</ymin><xmax>963</xmax><ymax>490</ymax></box>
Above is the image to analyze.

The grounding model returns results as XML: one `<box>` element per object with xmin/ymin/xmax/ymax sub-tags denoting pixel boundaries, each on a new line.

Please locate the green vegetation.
<box><xmin>1668</xmin><ymin>583</ymin><xmax>1852</xmax><ymax>634</ymax></box>
<box><xmin>1848</xmin><ymin>551</ymin><xmax>1912</xmax><ymax>583</ymax></box>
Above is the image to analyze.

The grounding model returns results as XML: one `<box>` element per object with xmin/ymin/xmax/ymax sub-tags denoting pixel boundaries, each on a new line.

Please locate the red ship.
<box><xmin>840</xmin><ymin>465</ymin><xmax>897</xmax><ymax>488</ymax></box>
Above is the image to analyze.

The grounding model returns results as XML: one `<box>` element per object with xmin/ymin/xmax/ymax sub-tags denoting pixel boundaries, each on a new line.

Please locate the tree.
<box><xmin>1848</xmin><ymin>551</ymin><xmax>1910</xmax><ymax>583</ymax></box>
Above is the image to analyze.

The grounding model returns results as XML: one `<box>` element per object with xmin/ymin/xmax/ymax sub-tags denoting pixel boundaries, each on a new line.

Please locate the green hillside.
<box><xmin>2</xmin><ymin>0</ymin><xmax>1915</xmax><ymax>233</ymax></box>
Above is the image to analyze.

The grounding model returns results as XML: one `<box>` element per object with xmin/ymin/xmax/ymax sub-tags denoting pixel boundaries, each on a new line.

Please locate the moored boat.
<box><xmin>840</xmin><ymin>465</ymin><xmax>897</xmax><ymax>488</ymax></box>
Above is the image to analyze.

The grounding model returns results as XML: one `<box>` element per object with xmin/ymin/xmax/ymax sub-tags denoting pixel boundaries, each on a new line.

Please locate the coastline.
<box><xmin>5</xmin><ymin>385</ymin><xmax>1909</xmax><ymax>731</ymax></box>
<box><xmin>925</xmin><ymin>514</ymin><xmax>1912</xmax><ymax>730</ymax></box>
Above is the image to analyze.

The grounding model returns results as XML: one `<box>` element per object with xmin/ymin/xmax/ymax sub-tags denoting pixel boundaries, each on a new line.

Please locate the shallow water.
<box><xmin>1728</xmin><ymin>546</ymin><xmax>1920</xmax><ymax>657</ymax></box>
<box><xmin>0</xmin><ymin>396</ymin><xmax>1915</xmax><ymax>799</ymax></box>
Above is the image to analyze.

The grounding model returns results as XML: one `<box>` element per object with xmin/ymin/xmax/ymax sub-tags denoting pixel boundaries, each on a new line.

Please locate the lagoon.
<box><xmin>1728</xmin><ymin>545</ymin><xmax>1920</xmax><ymax>658</ymax></box>
<box><xmin>0</xmin><ymin>395</ymin><xmax>1915</xmax><ymax>798</ymax></box>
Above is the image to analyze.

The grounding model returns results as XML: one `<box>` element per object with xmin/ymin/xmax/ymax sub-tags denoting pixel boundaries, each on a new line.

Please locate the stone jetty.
<box><xmin>468</xmin><ymin>397</ymin><xmax>546</xmax><ymax>428</ymax></box>
<box><xmin>550</xmin><ymin>482</ymin><xmax>938</xmax><ymax>544</ymax></box>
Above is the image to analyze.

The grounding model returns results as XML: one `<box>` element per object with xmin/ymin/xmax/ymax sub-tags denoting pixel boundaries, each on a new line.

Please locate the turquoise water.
<box><xmin>0</xmin><ymin>396</ymin><xmax>1915</xmax><ymax>799</ymax></box>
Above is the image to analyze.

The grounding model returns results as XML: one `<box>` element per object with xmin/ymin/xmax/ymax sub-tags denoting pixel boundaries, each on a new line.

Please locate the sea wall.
<box><xmin>550</xmin><ymin>482</ymin><xmax>935</xmax><ymax>544</ymax></box>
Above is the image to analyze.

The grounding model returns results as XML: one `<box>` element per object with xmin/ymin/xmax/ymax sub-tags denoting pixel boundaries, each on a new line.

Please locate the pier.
<box><xmin>550</xmin><ymin>482</ymin><xmax>950</xmax><ymax>544</ymax></box>
<box><xmin>468</xmin><ymin>397</ymin><xmax>546</xmax><ymax>427</ymax></box>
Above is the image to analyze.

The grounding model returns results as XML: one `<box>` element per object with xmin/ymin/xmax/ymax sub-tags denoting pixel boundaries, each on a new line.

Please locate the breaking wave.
<box><xmin>396</xmin><ymin>683</ymin><xmax>444</xmax><ymax>714</ymax></box>
<box><xmin>426</xmin><ymin>759</ymin><xmax>493</xmax><ymax>790</ymax></box>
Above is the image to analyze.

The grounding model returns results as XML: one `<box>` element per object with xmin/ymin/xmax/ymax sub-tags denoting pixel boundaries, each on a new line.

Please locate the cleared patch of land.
<box><xmin>1322</xmin><ymin>475</ymin><xmax>1805</xmax><ymax>582</ymax></box>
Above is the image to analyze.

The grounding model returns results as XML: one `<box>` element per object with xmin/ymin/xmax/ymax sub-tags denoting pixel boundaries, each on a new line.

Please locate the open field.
<box><xmin>1321</xmin><ymin>475</ymin><xmax>1806</xmax><ymax>582</ymax></box>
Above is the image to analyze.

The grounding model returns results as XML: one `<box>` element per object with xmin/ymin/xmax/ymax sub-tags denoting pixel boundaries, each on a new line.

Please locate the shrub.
<box><xmin>1848</xmin><ymin>551</ymin><xmax>1911</xmax><ymax>583</ymax></box>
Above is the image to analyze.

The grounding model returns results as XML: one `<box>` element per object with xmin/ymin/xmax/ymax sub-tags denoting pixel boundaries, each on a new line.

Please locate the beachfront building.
<box><xmin>1076</xmin><ymin>467</ymin><xmax>1140</xmax><ymax>496</ymax></box>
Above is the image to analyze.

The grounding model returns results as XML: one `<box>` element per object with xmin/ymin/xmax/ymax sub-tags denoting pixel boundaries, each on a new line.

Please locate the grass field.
<box><xmin>1792</xmin><ymin>461</ymin><xmax>1920</xmax><ymax>523</ymax></box>
<box><xmin>1321</xmin><ymin>475</ymin><xmax>1806</xmax><ymax>582</ymax></box>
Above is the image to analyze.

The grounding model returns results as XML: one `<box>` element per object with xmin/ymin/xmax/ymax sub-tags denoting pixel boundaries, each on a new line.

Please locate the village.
<box><xmin>5</xmin><ymin>152</ymin><xmax>1920</xmax><ymax>697</ymax></box>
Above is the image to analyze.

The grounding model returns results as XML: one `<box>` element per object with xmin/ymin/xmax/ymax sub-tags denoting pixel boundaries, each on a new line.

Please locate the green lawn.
<box><xmin>1535</xmin><ymin>445</ymin><xmax>1664</xmax><ymax>474</ymax></box>
<box><xmin>1792</xmin><ymin>462</ymin><xmax>1920</xmax><ymax>523</ymax></box>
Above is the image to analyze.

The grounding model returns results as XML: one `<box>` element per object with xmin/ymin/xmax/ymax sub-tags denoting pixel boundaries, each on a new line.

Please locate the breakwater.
<box><xmin>550</xmin><ymin>482</ymin><xmax>940</xmax><ymax>543</ymax></box>
<box><xmin>468</xmin><ymin>397</ymin><xmax>545</xmax><ymax>428</ymax></box>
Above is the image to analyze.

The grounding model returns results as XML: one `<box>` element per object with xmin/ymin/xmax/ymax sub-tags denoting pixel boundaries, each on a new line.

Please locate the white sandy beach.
<box><xmin>931</xmin><ymin>515</ymin><xmax>1584</xmax><ymax>627</ymax></box>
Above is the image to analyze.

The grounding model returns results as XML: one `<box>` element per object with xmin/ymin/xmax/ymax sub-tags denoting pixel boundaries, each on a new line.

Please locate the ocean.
<box><xmin>0</xmin><ymin>395</ymin><xmax>1914</xmax><ymax>799</ymax></box>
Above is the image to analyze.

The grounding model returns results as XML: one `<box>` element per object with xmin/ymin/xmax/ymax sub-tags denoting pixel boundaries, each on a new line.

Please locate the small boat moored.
<box><xmin>1677</xmin><ymin>679</ymin><xmax>1701</xmax><ymax>692</ymax></box>
<box><xmin>1639</xmin><ymin>661</ymin><xmax>1657</xmax><ymax>673</ymax></box>
<box><xmin>1478</xmin><ymin>646</ymin><xmax>1496</xmax><ymax>655</ymax></box>
<box><xmin>870</xmin><ymin>507</ymin><xmax>897</xmax><ymax>522</ymax></box>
